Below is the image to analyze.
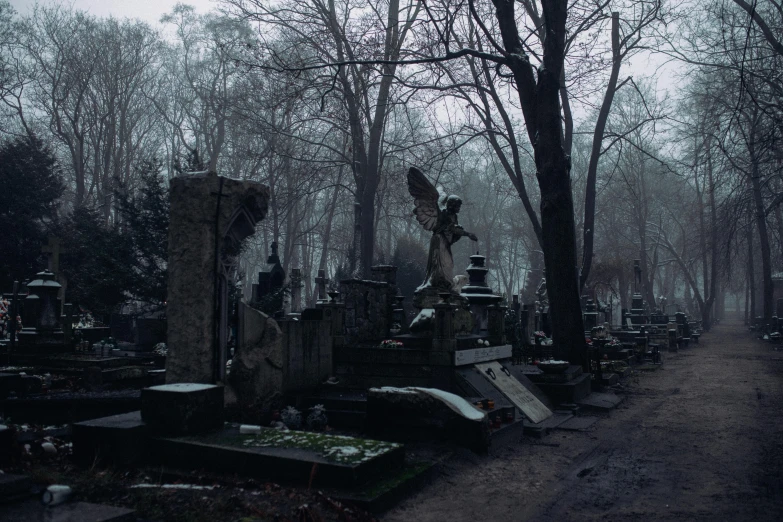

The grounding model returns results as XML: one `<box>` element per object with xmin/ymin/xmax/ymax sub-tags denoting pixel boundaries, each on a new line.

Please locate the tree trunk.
<box><xmin>749</xmin><ymin>118</ymin><xmax>774</xmax><ymax>319</ymax></box>
<box><xmin>748</xmin><ymin>228</ymin><xmax>756</xmax><ymax>321</ymax></box>
<box><xmin>580</xmin><ymin>12</ymin><xmax>621</xmax><ymax>291</ymax></box>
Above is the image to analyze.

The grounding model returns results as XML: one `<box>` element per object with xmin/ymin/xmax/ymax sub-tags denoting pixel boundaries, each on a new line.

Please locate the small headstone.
<box><xmin>141</xmin><ymin>383</ymin><xmax>224</xmax><ymax>435</ymax></box>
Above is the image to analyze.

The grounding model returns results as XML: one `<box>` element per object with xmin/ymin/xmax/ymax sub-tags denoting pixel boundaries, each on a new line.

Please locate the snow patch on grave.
<box><xmin>148</xmin><ymin>383</ymin><xmax>217</xmax><ymax>393</ymax></box>
<box><xmin>410</xmin><ymin>308</ymin><xmax>435</xmax><ymax>331</ymax></box>
<box><xmin>411</xmin><ymin>387</ymin><xmax>485</xmax><ymax>421</ymax></box>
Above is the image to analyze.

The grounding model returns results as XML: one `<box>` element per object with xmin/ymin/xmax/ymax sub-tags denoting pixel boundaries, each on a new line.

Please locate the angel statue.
<box><xmin>407</xmin><ymin>167</ymin><xmax>477</xmax><ymax>294</ymax></box>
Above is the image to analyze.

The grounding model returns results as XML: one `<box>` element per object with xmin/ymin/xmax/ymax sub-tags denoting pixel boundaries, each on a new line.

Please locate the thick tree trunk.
<box><xmin>492</xmin><ymin>0</ymin><xmax>585</xmax><ymax>367</ymax></box>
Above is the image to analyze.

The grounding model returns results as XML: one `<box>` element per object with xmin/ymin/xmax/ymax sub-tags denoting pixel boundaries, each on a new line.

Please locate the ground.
<box><xmin>6</xmin><ymin>317</ymin><xmax>783</xmax><ymax>521</ymax></box>
<box><xmin>384</xmin><ymin>316</ymin><xmax>783</xmax><ymax>521</ymax></box>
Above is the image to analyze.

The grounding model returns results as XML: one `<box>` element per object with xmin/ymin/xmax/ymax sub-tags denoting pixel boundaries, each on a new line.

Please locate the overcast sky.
<box><xmin>8</xmin><ymin>0</ymin><xmax>219</xmax><ymax>24</ymax></box>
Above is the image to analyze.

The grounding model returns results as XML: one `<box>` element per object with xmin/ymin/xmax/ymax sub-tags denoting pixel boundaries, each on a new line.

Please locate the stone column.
<box><xmin>166</xmin><ymin>174</ymin><xmax>269</xmax><ymax>384</ymax></box>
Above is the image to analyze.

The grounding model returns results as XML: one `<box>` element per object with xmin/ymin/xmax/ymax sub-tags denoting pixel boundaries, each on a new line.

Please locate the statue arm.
<box><xmin>451</xmin><ymin>224</ymin><xmax>477</xmax><ymax>242</ymax></box>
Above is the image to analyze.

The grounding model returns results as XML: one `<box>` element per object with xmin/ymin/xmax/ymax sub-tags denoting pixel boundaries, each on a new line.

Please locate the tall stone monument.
<box><xmin>166</xmin><ymin>173</ymin><xmax>269</xmax><ymax>384</ymax></box>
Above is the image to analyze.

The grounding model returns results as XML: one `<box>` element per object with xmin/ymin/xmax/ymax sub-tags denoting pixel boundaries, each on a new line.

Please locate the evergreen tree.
<box><xmin>0</xmin><ymin>135</ymin><xmax>63</xmax><ymax>289</ymax></box>
<box><xmin>115</xmin><ymin>160</ymin><xmax>169</xmax><ymax>309</ymax></box>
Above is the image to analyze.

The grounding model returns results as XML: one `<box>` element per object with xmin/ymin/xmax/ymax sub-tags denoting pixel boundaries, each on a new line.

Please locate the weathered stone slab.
<box><xmin>150</xmin><ymin>426</ymin><xmax>403</xmax><ymax>487</ymax></box>
<box><xmin>230</xmin><ymin>303</ymin><xmax>283</xmax><ymax>407</ymax></box>
<box><xmin>72</xmin><ymin>411</ymin><xmax>148</xmax><ymax>466</ymax></box>
<box><xmin>577</xmin><ymin>391</ymin><xmax>624</xmax><ymax>411</ymax></box>
<box><xmin>141</xmin><ymin>383</ymin><xmax>223</xmax><ymax>435</ymax></box>
<box><xmin>366</xmin><ymin>386</ymin><xmax>490</xmax><ymax>452</ymax></box>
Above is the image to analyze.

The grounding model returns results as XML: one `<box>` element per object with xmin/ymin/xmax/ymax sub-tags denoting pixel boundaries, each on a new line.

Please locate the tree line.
<box><xmin>0</xmin><ymin>0</ymin><xmax>781</xmax><ymax>339</ymax></box>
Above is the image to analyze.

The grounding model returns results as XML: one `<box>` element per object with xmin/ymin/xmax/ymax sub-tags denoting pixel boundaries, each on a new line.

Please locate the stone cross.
<box><xmin>41</xmin><ymin>236</ymin><xmax>68</xmax><ymax>313</ymax></box>
<box><xmin>41</xmin><ymin>236</ymin><xmax>67</xmax><ymax>275</ymax></box>
<box><xmin>314</xmin><ymin>269</ymin><xmax>329</xmax><ymax>303</ymax></box>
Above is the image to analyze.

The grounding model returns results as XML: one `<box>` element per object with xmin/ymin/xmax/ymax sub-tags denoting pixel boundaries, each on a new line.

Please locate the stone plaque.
<box><xmin>474</xmin><ymin>360</ymin><xmax>553</xmax><ymax>424</ymax></box>
<box><xmin>454</xmin><ymin>345</ymin><xmax>512</xmax><ymax>366</ymax></box>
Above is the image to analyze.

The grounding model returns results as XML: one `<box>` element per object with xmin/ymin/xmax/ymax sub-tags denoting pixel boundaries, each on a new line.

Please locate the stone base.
<box><xmin>72</xmin><ymin>411</ymin><xmax>148</xmax><ymax>466</ymax></box>
<box><xmin>533</xmin><ymin>373</ymin><xmax>592</xmax><ymax>404</ymax></box>
<box><xmin>141</xmin><ymin>383</ymin><xmax>224</xmax><ymax>435</ymax></box>
<box><xmin>410</xmin><ymin>288</ymin><xmax>473</xmax><ymax>336</ymax></box>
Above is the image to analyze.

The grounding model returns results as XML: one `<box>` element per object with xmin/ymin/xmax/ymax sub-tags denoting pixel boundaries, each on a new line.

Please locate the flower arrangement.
<box><xmin>379</xmin><ymin>339</ymin><xmax>404</xmax><ymax>349</ymax></box>
<box><xmin>533</xmin><ymin>331</ymin><xmax>546</xmax><ymax>339</ymax></box>
<box><xmin>153</xmin><ymin>342</ymin><xmax>168</xmax><ymax>357</ymax></box>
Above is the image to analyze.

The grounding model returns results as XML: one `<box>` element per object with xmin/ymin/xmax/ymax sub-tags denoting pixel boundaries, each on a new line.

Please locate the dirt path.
<box><xmin>384</xmin><ymin>317</ymin><xmax>783</xmax><ymax>521</ymax></box>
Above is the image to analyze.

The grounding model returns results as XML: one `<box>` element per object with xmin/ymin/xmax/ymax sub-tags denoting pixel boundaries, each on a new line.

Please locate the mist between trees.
<box><xmin>1</xmin><ymin>0</ymin><xmax>781</xmax><ymax>334</ymax></box>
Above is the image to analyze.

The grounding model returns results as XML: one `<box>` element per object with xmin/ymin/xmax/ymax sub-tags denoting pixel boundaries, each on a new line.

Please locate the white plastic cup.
<box><xmin>42</xmin><ymin>485</ymin><xmax>72</xmax><ymax>506</ymax></box>
<box><xmin>239</xmin><ymin>424</ymin><xmax>261</xmax><ymax>434</ymax></box>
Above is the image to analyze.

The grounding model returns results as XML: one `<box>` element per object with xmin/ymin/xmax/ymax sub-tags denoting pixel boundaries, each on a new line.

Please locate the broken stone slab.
<box><xmin>229</xmin><ymin>302</ymin><xmax>283</xmax><ymax>408</ymax></box>
<box><xmin>141</xmin><ymin>383</ymin><xmax>224</xmax><ymax>435</ymax></box>
<box><xmin>72</xmin><ymin>411</ymin><xmax>148</xmax><ymax>466</ymax></box>
<box><xmin>366</xmin><ymin>386</ymin><xmax>490</xmax><ymax>452</ymax></box>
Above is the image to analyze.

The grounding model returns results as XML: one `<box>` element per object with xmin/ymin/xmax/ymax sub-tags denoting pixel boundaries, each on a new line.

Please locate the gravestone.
<box><xmin>314</xmin><ymin>269</ymin><xmax>329</xmax><ymax>304</ymax></box>
<box><xmin>340</xmin><ymin>265</ymin><xmax>398</xmax><ymax>344</ymax></box>
<box><xmin>165</xmin><ymin>173</ymin><xmax>269</xmax><ymax>384</ymax></box>
<box><xmin>255</xmin><ymin>242</ymin><xmax>285</xmax><ymax>304</ymax></box>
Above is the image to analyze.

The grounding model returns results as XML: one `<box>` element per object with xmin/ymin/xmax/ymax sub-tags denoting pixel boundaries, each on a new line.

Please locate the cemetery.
<box><xmin>0</xmin><ymin>168</ymin><xmax>720</xmax><ymax>520</ymax></box>
<box><xmin>3</xmin><ymin>0</ymin><xmax>783</xmax><ymax>520</ymax></box>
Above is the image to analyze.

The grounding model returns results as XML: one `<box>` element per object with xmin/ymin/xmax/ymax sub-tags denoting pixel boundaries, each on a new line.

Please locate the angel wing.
<box><xmin>407</xmin><ymin>167</ymin><xmax>440</xmax><ymax>232</ymax></box>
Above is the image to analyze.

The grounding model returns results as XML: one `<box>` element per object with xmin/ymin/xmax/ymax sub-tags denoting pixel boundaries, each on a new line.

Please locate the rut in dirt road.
<box><xmin>383</xmin><ymin>319</ymin><xmax>783</xmax><ymax>522</ymax></box>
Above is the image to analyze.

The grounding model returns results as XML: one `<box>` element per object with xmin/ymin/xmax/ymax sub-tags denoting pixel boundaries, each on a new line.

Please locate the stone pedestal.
<box><xmin>141</xmin><ymin>383</ymin><xmax>224</xmax><ymax>435</ymax></box>
<box><xmin>460</xmin><ymin>253</ymin><xmax>502</xmax><ymax>335</ymax></box>
<box><xmin>165</xmin><ymin>174</ymin><xmax>268</xmax><ymax>384</ymax></box>
<box><xmin>317</xmin><ymin>298</ymin><xmax>346</xmax><ymax>348</ymax></box>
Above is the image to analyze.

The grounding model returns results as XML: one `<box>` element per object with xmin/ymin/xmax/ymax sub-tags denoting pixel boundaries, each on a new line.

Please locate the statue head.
<box><xmin>445</xmin><ymin>195</ymin><xmax>462</xmax><ymax>213</ymax></box>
